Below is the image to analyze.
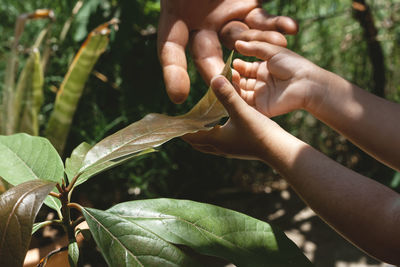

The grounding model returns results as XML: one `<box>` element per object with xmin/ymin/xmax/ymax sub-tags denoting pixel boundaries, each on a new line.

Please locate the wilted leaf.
<box><xmin>0</xmin><ymin>134</ymin><xmax>63</xmax><ymax>211</ymax></box>
<box><xmin>108</xmin><ymin>199</ymin><xmax>313</xmax><ymax>267</ymax></box>
<box><xmin>0</xmin><ymin>180</ymin><xmax>55</xmax><ymax>267</ymax></box>
<box><xmin>82</xmin><ymin>207</ymin><xmax>200</xmax><ymax>267</ymax></box>
<box><xmin>45</xmin><ymin>19</ymin><xmax>118</xmax><ymax>154</ymax></box>
<box><xmin>78</xmin><ymin>52</ymin><xmax>233</xmax><ymax>182</ymax></box>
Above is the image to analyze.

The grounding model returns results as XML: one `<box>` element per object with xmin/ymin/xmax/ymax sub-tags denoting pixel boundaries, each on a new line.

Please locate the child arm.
<box><xmin>184</xmin><ymin>76</ymin><xmax>400</xmax><ymax>264</ymax></box>
<box><xmin>234</xmin><ymin>40</ymin><xmax>400</xmax><ymax>171</ymax></box>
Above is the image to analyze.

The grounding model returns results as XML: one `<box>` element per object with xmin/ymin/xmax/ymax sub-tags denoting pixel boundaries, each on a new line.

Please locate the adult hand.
<box><xmin>233</xmin><ymin>40</ymin><xmax>325</xmax><ymax>117</ymax></box>
<box><xmin>158</xmin><ymin>0</ymin><xmax>298</xmax><ymax>103</ymax></box>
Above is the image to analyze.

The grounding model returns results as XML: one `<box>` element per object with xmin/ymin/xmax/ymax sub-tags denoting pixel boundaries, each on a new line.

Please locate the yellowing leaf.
<box><xmin>76</xmin><ymin>52</ymin><xmax>234</xmax><ymax>187</ymax></box>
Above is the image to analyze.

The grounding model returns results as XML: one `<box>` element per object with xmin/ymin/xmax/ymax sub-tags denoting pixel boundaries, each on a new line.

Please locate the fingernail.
<box><xmin>211</xmin><ymin>76</ymin><xmax>227</xmax><ymax>90</ymax></box>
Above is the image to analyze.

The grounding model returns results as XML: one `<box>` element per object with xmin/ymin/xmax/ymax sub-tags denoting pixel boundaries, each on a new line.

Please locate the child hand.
<box><xmin>233</xmin><ymin>40</ymin><xmax>325</xmax><ymax>117</ymax></box>
<box><xmin>183</xmin><ymin>75</ymin><xmax>286</xmax><ymax>161</ymax></box>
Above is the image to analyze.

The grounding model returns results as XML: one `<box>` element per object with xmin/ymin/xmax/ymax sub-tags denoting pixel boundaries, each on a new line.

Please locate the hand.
<box><xmin>233</xmin><ymin>40</ymin><xmax>325</xmax><ymax>117</ymax></box>
<box><xmin>158</xmin><ymin>0</ymin><xmax>298</xmax><ymax>103</ymax></box>
<box><xmin>183</xmin><ymin>75</ymin><xmax>284</xmax><ymax>160</ymax></box>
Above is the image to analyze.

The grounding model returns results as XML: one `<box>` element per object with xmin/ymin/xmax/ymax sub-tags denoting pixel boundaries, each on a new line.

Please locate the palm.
<box><xmin>158</xmin><ymin>0</ymin><xmax>298</xmax><ymax>103</ymax></box>
<box><xmin>234</xmin><ymin>52</ymin><xmax>311</xmax><ymax>117</ymax></box>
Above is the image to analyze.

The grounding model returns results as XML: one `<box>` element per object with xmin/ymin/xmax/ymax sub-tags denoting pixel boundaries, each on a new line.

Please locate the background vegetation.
<box><xmin>1</xmin><ymin>0</ymin><xmax>399</xmax><ymax>266</ymax></box>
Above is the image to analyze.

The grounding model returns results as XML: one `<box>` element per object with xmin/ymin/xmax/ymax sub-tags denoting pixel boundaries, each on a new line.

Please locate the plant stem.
<box><xmin>37</xmin><ymin>246</ymin><xmax>68</xmax><ymax>267</ymax></box>
<box><xmin>49</xmin><ymin>191</ymin><xmax>61</xmax><ymax>198</ymax></box>
<box><xmin>66</xmin><ymin>172</ymin><xmax>82</xmax><ymax>192</ymax></box>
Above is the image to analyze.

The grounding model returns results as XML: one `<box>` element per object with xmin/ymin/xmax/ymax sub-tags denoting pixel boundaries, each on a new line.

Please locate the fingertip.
<box><xmin>219</xmin><ymin>21</ymin><xmax>249</xmax><ymax>50</ymax></box>
<box><xmin>278</xmin><ymin>16</ymin><xmax>299</xmax><ymax>35</ymax></box>
<box><xmin>235</xmin><ymin>40</ymin><xmax>247</xmax><ymax>48</ymax></box>
<box><xmin>210</xmin><ymin>75</ymin><xmax>228</xmax><ymax>91</ymax></box>
<box><xmin>266</xmin><ymin>31</ymin><xmax>287</xmax><ymax>47</ymax></box>
<box><xmin>163</xmin><ymin>65</ymin><xmax>190</xmax><ymax>104</ymax></box>
<box><xmin>232</xmin><ymin>69</ymin><xmax>241</xmax><ymax>85</ymax></box>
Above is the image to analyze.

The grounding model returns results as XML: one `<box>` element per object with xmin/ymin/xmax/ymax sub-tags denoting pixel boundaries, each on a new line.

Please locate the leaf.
<box><xmin>0</xmin><ymin>133</ymin><xmax>64</xmax><ymax>212</ymax></box>
<box><xmin>65</xmin><ymin>142</ymin><xmax>92</xmax><ymax>182</ymax></box>
<box><xmin>82</xmin><ymin>207</ymin><xmax>200</xmax><ymax>267</ymax></box>
<box><xmin>107</xmin><ymin>199</ymin><xmax>313</xmax><ymax>267</ymax></box>
<box><xmin>0</xmin><ymin>180</ymin><xmax>56</xmax><ymax>267</ymax></box>
<box><xmin>68</xmin><ymin>240</ymin><xmax>79</xmax><ymax>267</ymax></box>
<box><xmin>32</xmin><ymin>220</ymin><xmax>52</xmax><ymax>235</ymax></box>
<box><xmin>1</xmin><ymin>10</ymin><xmax>53</xmax><ymax>135</ymax></box>
<box><xmin>391</xmin><ymin>172</ymin><xmax>400</xmax><ymax>189</ymax></box>
<box><xmin>13</xmin><ymin>49</ymin><xmax>44</xmax><ymax>135</ymax></box>
<box><xmin>78</xmin><ymin>52</ymin><xmax>233</xmax><ymax>182</ymax></box>
<box><xmin>66</xmin><ymin>142</ymin><xmax>155</xmax><ymax>188</ymax></box>
<box><xmin>45</xmin><ymin>19</ymin><xmax>117</xmax><ymax>155</ymax></box>
<box><xmin>77</xmin><ymin>148</ymin><xmax>155</xmax><ymax>188</ymax></box>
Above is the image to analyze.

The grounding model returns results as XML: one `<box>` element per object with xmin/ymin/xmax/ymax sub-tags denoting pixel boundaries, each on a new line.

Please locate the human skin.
<box><xmin>183</xmin><ymin>41</ymin><xmax>400</xmax><ymax>264</ymax></box>
<box><xmin>157</xmin><ymin>0</ymin><xmax>298</xmax><ymax>103</ymax></box>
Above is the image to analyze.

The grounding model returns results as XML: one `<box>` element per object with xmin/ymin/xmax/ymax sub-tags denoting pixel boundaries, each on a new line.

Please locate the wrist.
<box><xmin>303</xmin><ymin>66</ymin><xmax>336</xmax><ymax>114</ymax></box>
<box><xmin>257</xmin><ymin>120</ymin><xmax>306</xmax><ymax>169</ymax></box>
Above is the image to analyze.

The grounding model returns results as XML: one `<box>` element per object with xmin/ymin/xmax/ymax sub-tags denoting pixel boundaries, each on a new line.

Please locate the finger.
<box><xmin>190</xmin><ymin>30</ymin><xmax>225</xmax><ymax>85</ymax></box>
<box><xmin>235</xmin><ymin>40</ymin><xmax>285</xmax><ymax>61</ymax></box>
<box><xmin>232</xmin><ymin>69</ymin><xmax>241</xmax><ymax>86</ymax></box>
<box><xmin>157</xmin><ymin>14</ymin><xmax>190</xmax><ymax>103</ymax></box>
<box><xmin>219</xmin><ymin>21</ymin><xmax>287</xmax><ymax>49</ymax></box>
<box><xmin>211</xmin><ymin>75</ymin><xmax>249</xmax><ymax>118</ymax></box>
<box><xmin>233</xmin><ymin>59</ymin><xmax>260</xmax><ymax>79</ymax></box>
<box><xmin>239</xmin><ymin>89</ymin><xmax>255</xmax><ymax>106</ymax></box>
<box><xmin>238</xmin><ymin>29</ymin><xmax>287</xmax><ymax>47</ymax></box>
<box><xmin>240</xmin><ymin>77</ymin><xmax>257</xmax><ymax>92</ymax></box>
<box><xmin>219</xmin><ymin>21</ymin><xmax>249</xmax><ymax>50</ymax></box>
<box><xmin>244</xmin><ymin>8</ymin><xmax>298</xmax><ymax>35</ymax></box>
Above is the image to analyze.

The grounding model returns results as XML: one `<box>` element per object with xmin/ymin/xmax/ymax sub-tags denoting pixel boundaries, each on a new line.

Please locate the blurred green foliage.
<box><xmin>1</xmin><ymin>0</ymin><xmax>399</xmax><ymax>213</ymax></box>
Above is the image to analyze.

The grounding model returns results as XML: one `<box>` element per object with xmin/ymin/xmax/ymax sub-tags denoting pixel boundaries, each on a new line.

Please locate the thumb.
<box><xmin>211</xmin><ymin>75</ymin><xmax>248</xmax><ymax>118</ymax></box>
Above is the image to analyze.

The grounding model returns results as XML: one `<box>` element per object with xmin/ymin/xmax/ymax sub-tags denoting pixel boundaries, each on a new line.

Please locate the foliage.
<box><xmin>0</xmin><ymin>180</ymin><xmax>56</xmax><ymax>267</ymax></box>
<box><xmin>0</xmin><ymin>5</ymin><xmax>117</xmax><ymax>156</ymax></box>
<box><xmin>0</xmin><ymin>133</ymin><xmax>63</xmax><ymax>211</ymax></box>
<box><xmin>0</xmin><ymin>53</ymin><xmax>312</xmax><ymax>266</ymax></box>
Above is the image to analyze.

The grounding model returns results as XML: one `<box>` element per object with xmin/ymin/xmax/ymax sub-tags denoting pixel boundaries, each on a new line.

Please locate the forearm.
<box><xmin>259</xmin><ymin>126</ymin><xmax>400</xmax><ymax>264</ymax></box>
<box><xmin>307</xmin><ymin>69</ymin><xmax>400</xmax><ymax>171</ymax></box>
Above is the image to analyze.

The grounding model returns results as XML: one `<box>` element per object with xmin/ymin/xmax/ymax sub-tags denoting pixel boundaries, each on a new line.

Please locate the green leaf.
<box><xmin>45</xmin><ymin>20</ymin><xmax>117</xmax><ymax>155</ymax></box>
<box><xmin>391</xmin><ymin>172</ymin><xmax>400</xmax><ymax>189</ymax></box>
<box><xmin>78</xmin><ymin>52</ymin><xmax>233</xmax><ymax>181</ymax></box>
<box><xmin>0</xmin><ymin>133</ymin><xmax>64</xmax><ymax>211</ymax></box>
<box><xmin>32</xmin><ymin>220</ymin><xmax>52</xmax><ymax>235</ymax></box>
<box><xmin>68</xmin><ymin>240</ymin><xmax>79</xmax><ymax>267</ymax></box>
<box><xmin>1</xmin><ymin>10</ymin><xmax>53</xmax><ymax>135</ymax></box>
<box><xmin>13</xmin><ymin>49</ymin><xmax>44</xmax><ymax>135</ymax></box>
<box><xmin>82</xmin><ymin>207</ymin><xmax>200</xmax><ymax>267</ymax></box>
<box><xmin>107</xmin><ymin>199</ymin><xmax>313</xmax><ymax>267</ymax></box>
<box><xmin>0</xmin><ymin>180</ymin><xmax>56</xmax><ymax>267</ymax></box>
<box><xmin>65</xmin><ymin>142</ymin><xmax>92</xmax><ymax>182</ymax></box>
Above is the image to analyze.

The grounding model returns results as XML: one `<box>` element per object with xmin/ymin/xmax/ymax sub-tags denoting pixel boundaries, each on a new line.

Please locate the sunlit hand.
<box><xmin>158</xmin><ymin>0</ymin><xmax>298</xmax><ymax>103</ymax></box>
<box><xmin>183</xmin><ymin>75</ymin><xmax>285</xmax><ymax>160</ymax></box>
<box><xmin>233</xmin><ymin>40</ymin><xmax>325</xmax><ymax>117</ymax></box>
